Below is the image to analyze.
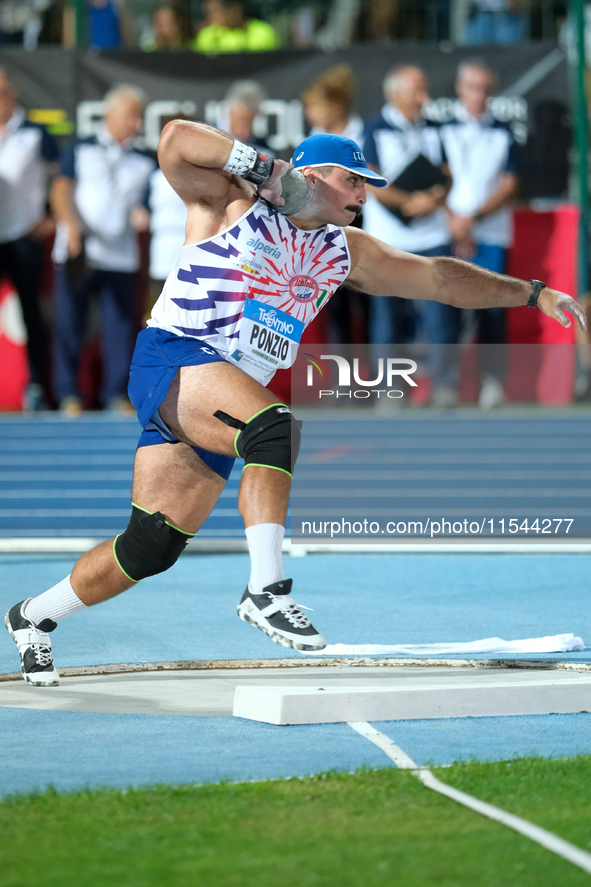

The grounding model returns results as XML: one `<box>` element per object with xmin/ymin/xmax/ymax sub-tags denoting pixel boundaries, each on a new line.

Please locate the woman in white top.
<box><xmin>301</xmin><ymin>64</ymin><xmax>364</xmax><ymax>149</ymax></box>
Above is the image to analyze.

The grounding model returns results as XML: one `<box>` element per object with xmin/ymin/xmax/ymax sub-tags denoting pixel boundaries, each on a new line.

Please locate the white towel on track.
<box><xmin>304</xmin><ymin>633</ymin><xmax>585</xmax><ymax>656</ymax></box>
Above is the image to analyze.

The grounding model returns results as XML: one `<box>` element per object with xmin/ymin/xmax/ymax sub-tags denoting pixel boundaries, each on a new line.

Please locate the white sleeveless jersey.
<box><xmin>148</xmin><ymin>199</ymin><xmax>351</xmax><ymax>385</ymax></box>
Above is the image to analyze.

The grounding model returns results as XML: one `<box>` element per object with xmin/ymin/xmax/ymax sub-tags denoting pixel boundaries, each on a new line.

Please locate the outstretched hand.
<box><xmin>257</xmin><ymin>159</ymin><xmax>293</xmax><ymax>206</ymax></box>
<box><xmin>538</xmin><ymin>289</ymin><xmax>587</xmax><ymax>331</ymax></box>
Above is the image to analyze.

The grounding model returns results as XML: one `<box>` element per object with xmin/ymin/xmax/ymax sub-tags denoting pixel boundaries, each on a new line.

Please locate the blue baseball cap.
<box><xmin>291</xmin><ymin>134</ymin><xmax>389</xmax><ymax>188</ymax></box>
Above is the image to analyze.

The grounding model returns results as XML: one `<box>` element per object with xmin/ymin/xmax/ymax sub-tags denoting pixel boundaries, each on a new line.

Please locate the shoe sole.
<box><xmin>4</xmin><ymin>613</ymin><xmax>60</xmax><ymax>687</ymax></box>
<box><xmin>237</xmin><ymin>608</ymin><xmax>326</xmax><ymax>652</ymax></box>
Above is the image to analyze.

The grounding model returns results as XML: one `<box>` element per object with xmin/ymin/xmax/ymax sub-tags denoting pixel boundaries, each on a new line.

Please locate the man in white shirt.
<box><xmin>51</xmin><ymin>84</ymin><xmax>155</xmax><ymax>415</ymax></box>
<box><xmin>146</xmin><ymin>166</ymin><xmax>187</xmax><ymax>289</ymax></box>
<box><xmin>222</xmin><ymin>80</ymin><xmax>274</xmax><ymax>157</ymax></box>
<box><xmin>129</xmin><ymin>114</ymin><xmax>191</xmax><ymax>317</ymax></box>
<box><xmin>363</xmin><ymin>66</ymin><xmax>460</xmax><ymax>407</ymax></box>
<box><xmin>441</xmin><ymin>59</ymin><xmax>519</xmax><ymax>408</ymax></box>
<box><xmin>0</xmin><ymin>68</ymin><xmax>58</xmax><ymax>410</ymax></box>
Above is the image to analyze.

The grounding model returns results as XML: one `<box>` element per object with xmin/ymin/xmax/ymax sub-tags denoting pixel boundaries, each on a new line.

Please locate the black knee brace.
<box><xmin>114</xmin><ymin>506</ymin><xmax>193</xmax><ymax>582</ymax></box>
<box><xmin>214</xmin><ymin>403</ymin><xmax>302</xmax><ymax>476</ymax></box>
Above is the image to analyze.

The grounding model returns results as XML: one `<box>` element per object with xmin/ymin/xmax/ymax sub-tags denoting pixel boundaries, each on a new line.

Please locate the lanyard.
<box><xmin>97</xmin><ymin>141</ymin><xmax>129</xmax><ymax>191</ymax></box>
<box><xmin>452</xmin><ymin>122</ymin><xmax>483</xmax><ymax>176</ymax></box>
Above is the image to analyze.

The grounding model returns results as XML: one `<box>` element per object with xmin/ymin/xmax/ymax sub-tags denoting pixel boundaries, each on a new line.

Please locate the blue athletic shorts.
<box><xmin>128</xmin><ymin>327</ymin><xmax>236</xmax><ymax>481</ymax></box>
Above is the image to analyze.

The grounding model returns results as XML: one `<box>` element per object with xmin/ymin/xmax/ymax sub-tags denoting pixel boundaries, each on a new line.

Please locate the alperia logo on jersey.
<box><xmin>246</xmin><ymin>238</ymin><xmax>281</xmax><ymax>259</ymax></box>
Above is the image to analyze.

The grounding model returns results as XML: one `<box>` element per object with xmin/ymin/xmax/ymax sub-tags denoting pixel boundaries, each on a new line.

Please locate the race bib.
<box><xmin>227</xmin><ymin>298</ymin><xmax>305</xmax><ymax>383</ymax></box>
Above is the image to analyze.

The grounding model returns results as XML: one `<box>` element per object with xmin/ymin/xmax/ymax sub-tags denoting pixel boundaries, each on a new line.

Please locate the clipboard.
<box><xmin>388</xmin><ymin>153</ymin><xmax>447</xmax><ymax>226</ymax></box>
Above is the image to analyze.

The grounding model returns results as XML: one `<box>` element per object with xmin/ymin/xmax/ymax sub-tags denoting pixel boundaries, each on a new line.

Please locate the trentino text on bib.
<box><xmin>227</xmin><ymin>298</ymin><xmax>305</xmax><ymax>383</ymax></box>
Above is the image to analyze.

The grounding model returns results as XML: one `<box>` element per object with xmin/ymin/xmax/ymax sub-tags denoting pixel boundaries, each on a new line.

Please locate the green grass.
<box><xmin>2</xmin><ymin>757</ymin><xmax>591</xmax><ymax>887</ymax></box>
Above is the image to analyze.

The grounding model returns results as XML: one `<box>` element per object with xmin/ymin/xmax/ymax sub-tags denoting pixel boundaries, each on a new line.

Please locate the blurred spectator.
<box><xmin>146</xmin><ymin>166</ymin><xmax>186</xmax><ymax>290</ymax></box>
<box><xmin>363</xmin><ymin>65</ymin><xmax>458</xmax><ymax>408</ymax></box>
<box><xmin>63</xmin><ymin>0</ymin><xmax>132</xmax><ymax>49</ymax></box>
<box><xmin>363</xmin><ymin>0</ymin><xmax>449</xmax><ymax>43</ymax></box>
<box><xmin>133</xmin><ymin>115</ymin><xmax>190</xmax><ymax>313</ymax></box>
<box><xmin>222</xmin><ymin>80</ymin><xmax>273</xmax><ymax>154</ymax></box>
<box><xmin>193</xmin><ymin>0</ymin><xmax>278</xmax><ymax>53</ymax></box>
<box><xmin>464</xmin><ymin>0</ymin><xmax>526</xmax><ymax>45</ymax></box>
<box><xmin>301</xmin><ymin>64</ymin><xmax>363</xmax><ymax>146</ymax></box>
<box><xmin>302</xmin><ymin>65</ymin><xmax>366</xmax><ymax>343</ymax></box>
<box><xmin>0</xmin><ymin>67</ymin><xmax>58</xmax><ymax>411</ymax></box>
<box><xmin>315</xmin><ymin>0</ymin><xmax>360</xmax><ymax>50</ymax></box>
<box><xmin>291</xmin><ymin>6</ymin><xmax>315</xmax><ymax>47</ymax></box>
<box><xmin>142</xmin><ymin>3</ymin><xmax>192</xmax><ymax>50</ymax></box>
<box><xmin>50</xmin><ymin>85</ymin><xmax>156</xmax><ymax>416</ymax></box>
<box><xmin>0</xmin><ymin>0</ymin><xmax>25</xmax><ymax>43</ymax></box>
<box><xmin>0</xmin><ymin>0</ymin><xmax>55</xmax><ymax>48</ymax></box>
<box><xmin>441</xmin><ymin>59</ymin><xmax>519</xmax><ymax>409</ymax></box>
<box><xmin>365</xmin><ymin>0</ymin><xmax>400</xmax><ymax>42</ymax></box>
<box><xmin>63</xmin><ymin>0</ymin><xmax>131</xmax><ymax>48</ymax></box>
<box><xmin>89</xmin><ymin>0</ymin><xmax>123</xmax><ymax>47</ymax></box>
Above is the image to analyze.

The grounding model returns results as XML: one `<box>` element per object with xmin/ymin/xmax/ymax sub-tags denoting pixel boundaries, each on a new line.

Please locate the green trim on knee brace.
<box><xmin>131</xmin><ymin>501</ymin><xmax>196</xmax><ymax>537</ymax></box>
<box><xmin>242</xmin><ymin>463</ymin><xmax>292</xmax><ymax>478</ymax></box>
<box><xmin>232</xmin><ymin>403</ymin><xmax>288</xmax><ymax>457</ymax></box>
<box><xmin>234</xmin><ymin>404</ymin><xmax>301</xmax><ymax>475</ymax></box>
<box><xmin>114</xmin><ymin>506</ymin><xmax>193</xmax><ymax>582</ymax></box>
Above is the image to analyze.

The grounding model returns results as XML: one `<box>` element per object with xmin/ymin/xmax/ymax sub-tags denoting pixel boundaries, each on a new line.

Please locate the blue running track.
<box><xmin>292</xmin><ymin>410</ymin><xmax>591</xmax><ymax>539</ymax></box>
<box><xmin>0</xmin><ymin>414</ymin><xmax>243</xmax><ymax>538</ymax></box>
<box><xmin>1</xmin><ymin>411</ymin><xmax>590</xmax><ymax>795</ymax></box>
<box><xmin>1</xmin><ymin>410</ymin><xmax>590</xmax><ymax>539</ymax></box>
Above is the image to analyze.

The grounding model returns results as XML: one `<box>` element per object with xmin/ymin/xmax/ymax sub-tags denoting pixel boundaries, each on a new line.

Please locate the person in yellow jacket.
<box><xmin>194</xmin><ymin>0</ymin><xmax>278</xmax><ymax>53</ymax></box>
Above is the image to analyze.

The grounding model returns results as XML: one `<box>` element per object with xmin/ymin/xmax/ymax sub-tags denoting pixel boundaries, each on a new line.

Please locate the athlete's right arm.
<box><xmin>158</xmin><ymin>120</ymin><xmax>290</xmax><ymax>206</ymax></box>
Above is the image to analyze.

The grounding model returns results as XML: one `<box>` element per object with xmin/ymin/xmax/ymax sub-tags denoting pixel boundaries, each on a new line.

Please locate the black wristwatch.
<box><xmin>243</xmin><ymin>153</ymin><xmax>275</xmax><ymax>186</ymax></box>
<box><xmin>527</xmin><ymin>279</ymin><xmax>546</xmax><ymax>308</ymax></box>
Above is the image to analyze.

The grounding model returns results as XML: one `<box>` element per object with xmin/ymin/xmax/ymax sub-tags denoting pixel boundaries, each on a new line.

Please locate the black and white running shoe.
<box><xmin>5</xmin><ymin>599</ymin><xmax>60</xmax><ymax>686</ymax></box>
<box><xmin>237</xmin><ymin>579</ymin><xmax>326</xmax><ymax>652</ymax></box>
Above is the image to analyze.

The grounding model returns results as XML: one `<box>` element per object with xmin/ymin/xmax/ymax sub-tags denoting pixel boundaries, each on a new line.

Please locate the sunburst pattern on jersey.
<box><xmin>240</xmin><ymin>209</ymin><xmax>349</xmax><ymax>325</ymax></box>
<box><xmin>148</xmin><ymin>201</ymin><xmax>350</xmax><ymax>363</ymax></box>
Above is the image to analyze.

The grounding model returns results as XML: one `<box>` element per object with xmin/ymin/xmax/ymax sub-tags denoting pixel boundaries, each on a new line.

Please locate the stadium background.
<box><xmin>0</xmin><ymin>40</ymin><xmax>582</xmax><ymax>410</ymax></box>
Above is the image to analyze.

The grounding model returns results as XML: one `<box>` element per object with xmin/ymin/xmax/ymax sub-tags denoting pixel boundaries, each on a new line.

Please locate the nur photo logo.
<box><xmin>302</xmin><ymin>352</ymin><xmax>418</xmax><ymax>400</ymax></box>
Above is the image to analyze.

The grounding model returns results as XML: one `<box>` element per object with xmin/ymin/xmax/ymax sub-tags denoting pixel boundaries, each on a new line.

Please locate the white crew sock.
<box><xmin>245</xmin><ymin>523</ymin><xmax>285</xmax><ymax>594</ymax></box>
<box><xmin>23</xmin><ymin>575</ymin><xmax>87</xmax><ymax>626</ymax></box>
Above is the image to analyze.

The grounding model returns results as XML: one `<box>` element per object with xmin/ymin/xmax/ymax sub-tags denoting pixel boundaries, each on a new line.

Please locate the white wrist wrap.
<box><xmin>223</xmin><ymin>140</ymin><xmax>257</xmax><ymax>176</ymax></box>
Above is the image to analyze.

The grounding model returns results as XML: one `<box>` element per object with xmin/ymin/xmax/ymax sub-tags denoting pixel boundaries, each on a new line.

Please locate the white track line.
<box><xmin>1</xmin><ymin>539</ymin><xmax>590</xmax><ymax>554</ymax></box>
<box><xmin>288</xmin><ymin>542</ymin><xmax>591</xmax><ymax>554</ymax></box>
<box><xmin>349</xmin><ymin>722</ymin><xmax>591</xmax><ymax>875</ymax></box>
